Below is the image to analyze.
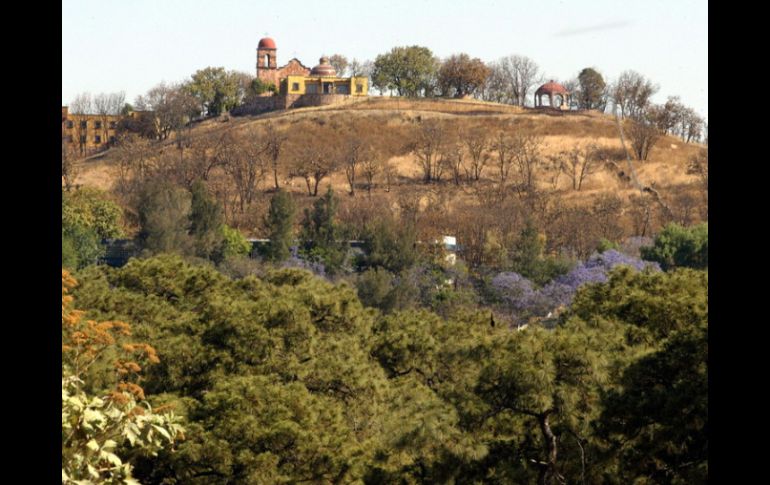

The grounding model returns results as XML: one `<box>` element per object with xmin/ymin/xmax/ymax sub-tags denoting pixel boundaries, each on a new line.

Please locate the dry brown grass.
<box><xmin>73</xmin><ymin>97</ymin><xmax>706</xmax><ymax>239</ymax></box>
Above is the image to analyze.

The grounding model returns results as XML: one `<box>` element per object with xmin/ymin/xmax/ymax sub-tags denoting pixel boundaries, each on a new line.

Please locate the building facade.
<box><xmin>62</xmin><ymin>106</ymin><xmax>121</xmax><ymax>155</ymax></box>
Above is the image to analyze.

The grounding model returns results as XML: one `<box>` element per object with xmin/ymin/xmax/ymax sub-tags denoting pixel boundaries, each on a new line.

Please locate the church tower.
<box><xmin>256</xmin><ymin>37</ymin><xmax>278</xmax><ymax>85</ymax></box>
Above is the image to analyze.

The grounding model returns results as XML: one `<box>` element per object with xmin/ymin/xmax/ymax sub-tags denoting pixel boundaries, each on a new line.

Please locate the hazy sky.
<box><xmin>63</xmin><ymin>0</ymin><xmax>707</xmax><ymax>120</ymax></box>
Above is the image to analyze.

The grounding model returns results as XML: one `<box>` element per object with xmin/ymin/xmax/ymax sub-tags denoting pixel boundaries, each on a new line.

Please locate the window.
<box><xmin>66</xmin><ymin>121</ymin><xmax>73</xmax><ymax>129</ymax></box>
<box><xmin>306</xmin><ymin>83</ymin><xmax>318</xmax><ymax>94</ymax></box>
<box><xmin>80</xmin><ymin>135</ymin><xmax>87</xmax><ymax>143</ymax></box>
<box><xmin>80</xmin><ymin>121</ymin><xmax>87</xmax><ymax>129</ymax></box>
<box><xmin>292</xmin><ymin>82</ymin><xmax>300</xmax><ymax>91</ymax></box>
<box><xmin>94</xmin><ymin>135</ymin><xmax>101</xmax><ymax>144</ymax></box>
<box><xmin>94</xmin><ymin>121</ymin><xmax>102</xmax><ymax>129</ymax></box>
<box><xmin>336</xmin><ymin>85</ymin><xmax>349</xmax><ymax>94</ymax></box>
<box><xmin>109</xmin><ymin>136</ymin><xmax>117</xmax><ymax>144</ymax></box>
<box><xmin>356</xmin><ymin>84</ymin><xmax>363</xmax><ymax>93</ymax></box>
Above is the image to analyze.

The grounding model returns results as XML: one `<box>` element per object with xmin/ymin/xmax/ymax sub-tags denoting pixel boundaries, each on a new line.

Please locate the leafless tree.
<box><xmin>443</xmin><ymin>141</ymin><xmax>465</xmax><ymax>186</ymax></box>
<box><xmin>511</xmin><ymin>133</ymin><xmax>543</xmax><ymax>192</ymax></box>
<box><xmin>62</xmin><ymin>137</ymin><xmax>78</xmax><ymax>191</ymax></box>
<box><xmin>499</xmin><ymin>55</ymin><xmax>542</xmax><ymax>107</ymax></box>
<box><xmin>554</xmin><ymin>144</ymin><xmax>600</xmax><ymax>190</ymax></box>
<box><xmin>687</xmin><ymin>148</ymin><xmax>708</xmax><ymax>216</ymax></box>
<box><xmin>463</xmin><ymin>125</ymin><xmax>490</xmax><ymax>181</ymax></box>
<box><xmin>219</xmin><ymin>130</ymin><xmax>269</xmax><ymax>212</ymax></box>
<box><xmin>492</xmin><ymin>130</ymin><xmax>516</xmax><ymax>187</ymax></box>
<box><xmin>70</xmin><ymin>93</ymin><xmax>93</xmax><ymax>156</ymax></box>
<box><xmin>610</xmin><ymin>70</ymin><xmax>658</xmax><ymax>119</ymax></box>
<box><xmin>328</xmin><ymin>54</ymin><xmax>349</xmax><ymax>76</ymax></box>
<box><xmin>479</xmin><ymin>61</ymin><xmax>513</xmax><ymax>104</ymax></box>
<box><xmin>341</xmin><ymin>136</ymin><xmax>368</xmax><ymax>196</ymax></box>
<box><xmin>626</xmin><ymin>116</ymin><xmax>661</xmax><ymax>161</ymax></box>
<box><xmin>94</xmin><ymin>91</ymin><xmax>125</xmax><ymax>146</ymax></box>
<box><xmin>264</xmin><ymin>123</ymin><xmax>287</xmax><ymax>190</ymax></box>
<box><xmin>288</xmin><ymin>127</ymin><xmax>339</xmax><ymax>196</ymax></box>
<box><xmin>411</xmin><ymin>120</ymin><xmax>448</xmax><ymax>183</ymax></box>
<box><xmin>361</xmin><ymin>153</ymin><xmax>383</xmax><ymax>196</ymax></box>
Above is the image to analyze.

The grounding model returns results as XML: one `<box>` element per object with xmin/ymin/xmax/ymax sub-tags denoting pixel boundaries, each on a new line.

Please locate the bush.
<box><xmin>641</xmin><ymin>222</ymin><xmax>708</xmax><ymax>270</ymax></box>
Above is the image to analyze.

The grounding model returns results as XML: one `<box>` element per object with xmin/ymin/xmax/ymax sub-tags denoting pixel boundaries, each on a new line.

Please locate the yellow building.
<box><xmin>62</xmin><ymin>106</ymin><xmax>121</xmax><ymax>156</ymax></box>
<box><xmin>280</xmin><ymin>57</ymin><xmax>368</xmax><ymax>97</ymax></box>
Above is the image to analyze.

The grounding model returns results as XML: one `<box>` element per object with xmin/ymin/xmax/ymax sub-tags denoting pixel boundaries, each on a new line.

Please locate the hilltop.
<box><xmin>72</xmin><ymin>96</ymin><xmax>706</xmax><ymax>253</ymax></box>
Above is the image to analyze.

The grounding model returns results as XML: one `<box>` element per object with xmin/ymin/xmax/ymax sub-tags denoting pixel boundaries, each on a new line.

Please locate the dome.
<box><xmin>536</xmin><ymin>80</ymin><xmax>568</xmax><ymax>95</ymax></box>
<box><xmin>310</xmin><ymin>57</ymin><xmax>337</xmax><ymax>77</ymax></box>
<box><xmin>258</xmin><ymin>37</ymin><xmax>276</xmax><ymax>49</ymax></box>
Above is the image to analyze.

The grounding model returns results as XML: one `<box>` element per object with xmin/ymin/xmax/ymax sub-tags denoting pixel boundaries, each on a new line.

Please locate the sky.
<box><xmin>62</xmin><ymin>0</ymin><xmax>707</xmax><ymax>120</ymax></box>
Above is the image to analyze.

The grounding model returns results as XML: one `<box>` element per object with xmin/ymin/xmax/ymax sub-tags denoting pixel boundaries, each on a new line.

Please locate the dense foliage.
<box><xmin>68</xmin><ymin>252</ymin><xmax>707</xmax><ymax>484</ymax></box>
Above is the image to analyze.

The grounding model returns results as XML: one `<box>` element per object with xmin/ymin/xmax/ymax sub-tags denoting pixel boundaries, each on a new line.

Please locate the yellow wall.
<box><xmin>282</xmin><ymin>75</ymin><xmax>368</xmax><ymax>96</ymax></box>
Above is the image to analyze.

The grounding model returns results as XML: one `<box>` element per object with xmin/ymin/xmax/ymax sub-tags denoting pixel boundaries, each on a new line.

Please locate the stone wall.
<box><xmin>231</xmin><ymin>94</ymin><xmax>354</xmax><ymax>116</ymax></box>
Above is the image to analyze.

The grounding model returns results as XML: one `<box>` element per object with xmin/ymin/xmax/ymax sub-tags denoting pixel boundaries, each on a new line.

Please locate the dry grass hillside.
<box><xmin>71</xmin><ymin>97</ymin><xmax>706</xmax><ymax>256</ymax></box>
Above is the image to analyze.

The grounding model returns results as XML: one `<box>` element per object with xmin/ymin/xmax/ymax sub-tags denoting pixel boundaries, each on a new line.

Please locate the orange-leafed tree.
<box><xmin>62</xmin><ymin>269</ymin><xmax>184</xmax><ymax>484</ymax></box>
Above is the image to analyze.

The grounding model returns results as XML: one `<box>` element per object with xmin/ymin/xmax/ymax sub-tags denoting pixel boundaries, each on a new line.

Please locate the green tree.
<box><xmin>577</xmin><ymin>67</ymin><xmax>607</xmax><ymax>110</ymax></box>
<box><xmin>596</xmin><ymin>319</ymin><xmax>707</xmax><ymax>484</ymax></box>
<box><xmin>372</xmin><ymin>46</ymin><xmax>439</xmax><ymax>97</ymax></box>
<box><xmin>264</xmin><ymin>189</ymin><xmax>296</xmax><ymax>262</ymax></box>
<box><xmin>360</xmin><ymin>215</ymin><xmax>419</xmax><ymax>274</ymax></box>
<box><xmin>247</xmin><ymin>78</ymin><xmax>277</xmax><ymax>98</ymax></box>
<box><xmin>189</xmin><ymin>180</ymin><xmax>225</xmax><ymax>259</ymax></box>
<box><xmin>138</xmin><ymin>181</ymin><xmax>193</xmax><ymax>255</ymax></box>
<box><xmin>216</xmin><ymin>224</ymin><xmax>251</xmax><ymax>262</ymax></box>
<box><xmin>509</xmin><ymin>219</ymin><xmax>572</xmax><ymax>285</ymax></box>
<box><xmin>300</xmin><ymin>186</ymin><xmax>347</xmax><ymax>273</ymax></box>
<box><xmin>185</xmin><ymin>67</ymin><xmax>242</xmax><ymax>117</ymax></box>
<box><xmin>641</xmin><ymin>222</ymin><xmax>708</xmax><ymax>271</ymax></box>
<box><xmin>62</xmin><ymin>188</ymin><xmax>124</xmax><ymax>269</ymax></box>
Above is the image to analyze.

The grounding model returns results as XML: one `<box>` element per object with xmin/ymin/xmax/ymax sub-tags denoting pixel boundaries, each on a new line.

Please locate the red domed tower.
<box><xmin>257</xmin><ymin>37</ymin><xmax>278</xmax><ymax>84</ymax></box>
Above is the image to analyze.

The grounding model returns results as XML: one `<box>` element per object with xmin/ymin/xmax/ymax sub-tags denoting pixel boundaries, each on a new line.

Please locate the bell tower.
<box><xmin>256</xmin><ymin>37</ymin><xmax>278</xmax><ymax>84</ymax></box>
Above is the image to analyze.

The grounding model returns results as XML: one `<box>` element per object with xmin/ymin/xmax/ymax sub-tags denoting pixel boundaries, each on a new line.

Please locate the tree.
<box><xmin>596</xmin><ymin>320</ymin><xmax>708</xmax><ymax>484</ymax></box>
<box><xmin>512</xmin><ymin>134</ymin><xmax>544</xmax><ymax>192</ymax></box>
<box><xmin>135</xmin><ymin>83</ymin><xmax>198</xmax><ymax>140</ymax></box>
<box><xmin>184</xmin><ymin>67</ymin><xmax>242</xmax><ymax>117</ymax></box>
<box><xmin>577</xmin><ymin>68</ymin><xmax>606</xmax><ymax>110</ymax></box>
<box><xmin>411</xmin><ymin>119</ymin><xmax>448</xmax><ymax>183</ymax></box>
<box><xmin>189</xmin><ymin>180</ymin><xmax>225</xmax><ymax>259</ymax></box>
<box><xmin>264</xmin><ymin>123</ymin><xmax>287</xmax><ymax>190</ymax></box>
<box><xmin>462</xmin><ymin>125</ymin><xmax>491</xmax><ymax>181</ymax></box>
<box><xmin>553</xmin><ymin>144</ymin><xmax>600</xmax><ymax>190</ymax></box>
<box><xmin>70</xmin><ymin>92</ymin><xmax>93</xmax><ymax>156</ymax></box>
<box><xmin>62</xmin><ymin>270</ymin><xmax>183</xmax><ymax>483</ymax></box>
<box><xmin>289</xmin><ymin>127</ymin><xmax>339</xmax><ymax>196</ymax></box>
<box><xmin>492</xmin><ymin>129</ymin><xmax>516</xmax><ymax>187</ymax></box>
<box><xmin>264</xmin><ymin>189</ymin><xmax>296</xmax><ymax>262</ymax></box>
<box><xmin>610</xmin><ymin>70</ymin><xmax>658</xmax><ymax>119</ymax></box>
<box><xmin>246</xmin><ymin>78</ymin><xmax>277</xmax><ymax>99</ymax></box>
<box><xmin>626</xmin><ymin>114</ymin><xmax>662</xmax><ymax>161</ymax></box>
<box><xmin>137</xmin><ymin>181</ymin><xmax>193</xmax><ymax>255</ymax></box>
<box><xmin>437</xmin><ymin>53</ymin><xmax>491</xmax><ymax>98</ymax></box>
<box><xmin>328</xmin><ymin>54</ymin><xmax>349</xmax><ymax>76</ymax></box>
<box><xmin>94</xmin><ymin>91</ymin><xmax>125</xmax><ymax>145</ymax></box>
<box><xmin>372</xmin><ymin>46</ymin><xmax>440</xmax><ymax>97</ymax></box>
<box><xmin>340</xmin><ymin>134</ymin><xmax>369</xmax><ymax>196</ymax></box>
<box><xmin>62</xmin><ymin>188</ymin><xmax>125</xmax><ymax>269</ymax></box>
<box><xmin>300</xmin><ymin>186</ymin><xmax>346</xmax><ymax>273</ymax></box>
<box><xmin>218</xmin><ymin>129</ymin><xmax>268</xmax><ymax>212</ymax></box>
<box><xmin>499</xmin><ymin>55</ymin><xmax>542</xmax><ymax>107</ymax></box>
<box><xmin>640</xmin><ymin>222</ymin><xmax>708</xmax><ymax>271</ymax></box>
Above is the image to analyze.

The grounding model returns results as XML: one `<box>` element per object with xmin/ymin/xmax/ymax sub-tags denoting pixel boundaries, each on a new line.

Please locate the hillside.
<box><xmin>72</xmin><ymin>96</ymin><xmax>706</xmax><ymax>250</ymax></box>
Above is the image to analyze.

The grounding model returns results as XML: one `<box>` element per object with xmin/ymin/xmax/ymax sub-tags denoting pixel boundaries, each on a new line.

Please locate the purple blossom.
<box><xmin>490</xmin><ymin>250</ymin><xmax>660</xmax><ymax>320</ymax></box>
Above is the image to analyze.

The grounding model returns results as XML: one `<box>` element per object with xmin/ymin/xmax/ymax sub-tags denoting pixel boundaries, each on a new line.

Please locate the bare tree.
<box><xmin>70</xmin><ymin>93</ymin><xmax>93</xmax><ymax>156</ymax></box>
<box><xmin>687</xmin><ymin>148</ymin><xmax>708</xmax><ymax>216</ymax></box>
<box><xmin>463</xmin><ymin>125</ymin><xmax>490</xmax><ymax>181</ymax></box>
<box><xmin>361</xmin><ymin>153</ymin><xmax>383</xmax><ymax>196</ymax></box>
<box><xmin>94</xmin><ymin>91</ymin><xmax>125</xmax><ymax>146</ymax></box>
<box><xmin>480</xmin><ymin>61</ymin><xmax>514</xmax><ymax>104</ymax></box>
<box><xmin>626</xmin><ymin>117</ymin><xmax>661</xmax><ymax>161</ymax></box>
<box><xmin>554</xmin><ymin>144</ymin><xmax>600</xmax><ymax>191</ymax></box>
<box><xmin>499</xmin><ymin>55</ymin><xmax>542</xmax><ymax>107</ymax></box>
<box><xmin>328</xmin><ymin>54</ymin><xmax>349</xmax><ymax>76</ymax></box>
<box><xmin>411</xmin><ymin>120</ymin><xmax>447</xmax><ymax>183</ymax></box>
<box><xmin>511</xmin><ymin>134</ymin><xmax>543</xmax><ymax>192</ymax></box>
<box><xmin>135</xmin><ymin>83</ymin><xmax>198</xmax><ymax>141</ymax></box>
<box><xmin>264</xmin><ymin>123</ymin><xmax>287</xmax><ymax>190</ymax></box>
<box><xmin>341</xmin><ymin>136</ymin><xmax>368</xmax><ymax>196</ymax></box>
<box><xmin>443</xmin><ymin>141</ymin><xmax>465</xmax><ymax>186</ymax></box>
<box><xmin>219</xmin><ymin>130</ymin><xmax>269</xmax><ymax>212</ymax></box>
<box><xmin>288</xmin><ymin>127</ymin><xmax>339</xmax><ymax>196</ymax></box>
<box><xmin>610</xmin><ymin>70</ymin><xmax>658</xmax><ymax>119</ymax></box>
<box><xmin>492</xmin><ymin>130</ymin><xmax>515</xmax><ymax>187</ymax></box>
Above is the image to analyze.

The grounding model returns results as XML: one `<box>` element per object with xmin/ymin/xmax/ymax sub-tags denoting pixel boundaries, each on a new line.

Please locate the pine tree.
<box><xmin>264</xmin><ymin>189</ymin><xmax>296</xmax><ymax>262</ymax></box>
<box><xmin>189</xmin><ymin>180</ymin><xmax>224</xmax><ymax>259</ymax></box>
<box><xmin>300</xmin><ymin>186</ymin><xmax>346</xmax><ymax>273</ymax></box>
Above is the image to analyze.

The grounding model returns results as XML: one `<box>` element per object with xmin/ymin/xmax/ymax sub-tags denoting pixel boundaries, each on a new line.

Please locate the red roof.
<box><xmin>258</xmin><ymin>37</ymin><xmax>276</xmax><ymax>49</ymax></box>
<box><xmin>536</xmin><ymin>80</ymin><xmax>568</xmax><ymax>95</ymax></box>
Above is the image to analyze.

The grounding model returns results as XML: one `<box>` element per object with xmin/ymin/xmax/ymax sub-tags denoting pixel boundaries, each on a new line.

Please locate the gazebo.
<box><xmin>535</xmin><ymin>80</ymin><xmax>570</xmax><ymax>110</ymax></box>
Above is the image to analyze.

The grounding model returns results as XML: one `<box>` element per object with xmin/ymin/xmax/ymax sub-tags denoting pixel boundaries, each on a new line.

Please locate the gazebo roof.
<box><xmin>536</xmin><ymin>80</ymin><xmax>568</xmax><ymax>95</ymax></box>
